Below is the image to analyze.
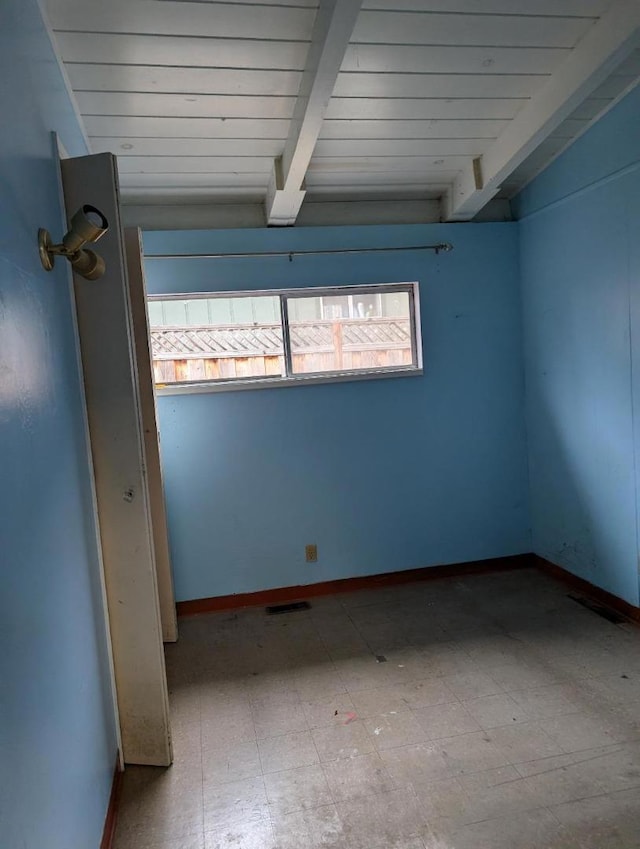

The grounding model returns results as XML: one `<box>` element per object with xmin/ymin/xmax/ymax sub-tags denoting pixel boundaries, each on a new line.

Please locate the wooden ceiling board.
<box><xmin>304</xmin><ymin>187</ymin><xmax>445</xmax><ymax>200</ymax></box>
<box><xmin>54</xmin><ymin>33</ymin><xmax>310</xmax><ymax>70</ymax></box>
<box><xmin>313</xmin><ymin>138</ymin><xmax>490</xmax><ymax>156</ymax></box>
<box><xmin>116</xmin><ymin>155</ymin><xmax>274</xmax><ymax>173</ymax></box>
<box><xmin>67</xmin><ymin>65</ymin><xmax>302</xmax><ymax>96</ymax></box>
<box><xmin>164</xmin><ymin>0</ymin><xmax>318</xmax><ymax>6</ymax></box>
<box><xmin>324</xmin><ymin>98</ymin><xmax>528</xmax><ymax>120</ymax></box>
<box><xmin>304</xmin><ymin>170</ymin><xmax>459</xmax><ymax>186</ymax></box>
<box><xmin>361</xmin><ymin>1</ymin><xmax>611</xmax><ymax>15</ymax></box>
<box><xmin>341</xmin><ymin>44</ymin><xmax>570</xmax><ymax>75</ymax></box>
<box><xmin>94</xmin><ymin>136</ymin><xmax>489</xmax><ymax>159</ymax></box>
<box><xmin>119</xmin><ymin>172</ymin><xmax>271</xmax><ymax>188</ymax></box>
<box><xmin>75</xmin><ymin>92</ymin><xmax>296</xmax><ymax>119</ymax></box>
<box><xmin>83</xmin><ymin>116</ymin><xmax>291</xmax><ymax>139</ymax></box>
<box><xmin>119</xmin><ymin>187</ymin><xmax>268</xmax><ymax>202</ymax></box>
<box><xmin>351</xmin><ymin>12</ymin><xmax>595</xmax><ymax>48</ymax></box>
<box><xmin>46</xmin><ymin>0</ymin><xmax>317</xmax><ymax>40</ymax></box>
<box><xmin>333</xmin><ymin>73</ymin><xmax>546</xmax><ymax>99</ymax></box>
<box><xmin>90</xmin><ymin>138</ymin><xmax>286</xmax><ymax>157</ymax></box>
<box><xmin>307</xmin><ymin>155</ymin><xmax>468</xmax><ymax>173</ymax></box>
<box><xmin>319</xmin><ymin>119</ymin><xmax>509</xmax><ymax>139</ymax></box>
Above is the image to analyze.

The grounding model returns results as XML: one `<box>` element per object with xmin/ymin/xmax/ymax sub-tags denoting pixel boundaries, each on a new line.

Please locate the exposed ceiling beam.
<box><xmin>265</xmin><ymin>0</ymin><xmax>362</xmax><ymax>226</ymax></box>
<box><xmin>444</xmin><ymin>0</ymin><xmax>640</xmax><ymax>221</ymax></box>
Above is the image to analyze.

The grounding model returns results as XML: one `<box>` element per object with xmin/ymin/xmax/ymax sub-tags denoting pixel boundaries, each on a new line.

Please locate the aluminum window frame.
<box><xmin>148</xmin><ymin>282</ymin><xmax>423</xmax><ymax>395</ymax></box>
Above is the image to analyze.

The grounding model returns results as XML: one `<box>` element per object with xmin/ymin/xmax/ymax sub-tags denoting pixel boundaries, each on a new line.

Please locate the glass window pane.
<box><xmin>148</xmin><ymin>296</ymin><xmax>284</xmax><ymax>384</ymax></box>
<box><xmin>185</xmin><ymin>299</ymin><xmax>209</xmax><ymax>325</ymax></box>
<box><xmin>287</xmin><ymin>290</ymin><xmax>413</xmax><ymax>375</ymax></box>
<box><xmin>146</xmin><ymin>300</ymin><xmax>163</xmax><ymax>326</ymax></box>
<box><xmin>289</xmin><ymin>296</ymin><xmax>322</xmax><ymax>322</ymax></box>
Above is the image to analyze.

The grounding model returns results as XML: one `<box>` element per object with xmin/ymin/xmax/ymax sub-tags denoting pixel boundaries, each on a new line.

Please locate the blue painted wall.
<box><xmin>516</xmin><ymin>84</ymin><xmax>640</xmax><ymax>606</ymax></box>
<box><xmin>144</xmin><ymin>223</ymin><xmax>530</xmax><ymax>601</ymax></box>
<box><xmin>0</xmin><ymin>2</ymin><xmax>118</xmax><ymax>847</ymax></box>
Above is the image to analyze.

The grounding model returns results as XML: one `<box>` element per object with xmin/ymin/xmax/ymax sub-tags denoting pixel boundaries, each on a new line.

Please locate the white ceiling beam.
<box><xmin>445</xmin><ymin>0</ymin><xmax>640</xmax><ymax>221</ymax></box>
<box><xmin>265</xmin><ymin>0</ymin><xmax>363</xmax><ymax>226</ymax></box>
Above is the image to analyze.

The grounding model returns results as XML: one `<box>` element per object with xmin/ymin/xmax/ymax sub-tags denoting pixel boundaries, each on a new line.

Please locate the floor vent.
<box><xmin>567</xmin><ymin>594</ymin><xmax>626</xmax><ymax>624</ymax></box>
<box><xmin>266</xmin><ymin>601</ymin><xmax>311</xmax><ymax>615</ymax></box>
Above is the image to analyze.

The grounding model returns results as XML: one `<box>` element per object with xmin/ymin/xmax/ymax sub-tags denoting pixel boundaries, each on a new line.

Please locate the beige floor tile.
<box><xmin>248</xmin><ymin>688</ymin><xmax>300</xmax><ymax>710</ymax></box>
<box><xmin>484</xmin><ymin>661</ymin><xmax>563</xmax><ymax>691</ymax></box>
<box><xmin>380</xmin><ymin>742</ymin><xmax>452</xmax><ymax>785</ymax></box>
<box><xmin>487</xmin><ymin>721</ymin><xmax>565</xmax><ymax>763</ymax></box>
<box><xmin>200</xmin><ymin>706</ymin><xmax>255</xmax><ymax>749</ymax></box>
<box><xmin>301</xmin><ymin>693</ymin><xmax>356</xmax><ymax>729</ymax></box>
<box><xmin>322</xmin><ymin>751</ymin><xmax>397</xmax><ymax>801</ymax></box>
<box><xmin>293</xmin><ymin>668</ymin><xmax>347</xmax><ymax>702</ymax></box>
<box><xmin>264</xmin><ymin>763</ymin><xmax>332</xmax><ymax>814</ymax></box>
<box><xmin>336</xmin><ymin>787</ymin><xmax>426</xmax><ymax>849</ymax></box>
<box><xmin>413</xmin><ymin>702</ymin><xmax>481</xmax><ymax>740</ymax></box>
<box><xmin>251</xmin><ymin>697</ymin><xmax>308</xmax><ymax>740</ymax></box>
<box><xmin>351</xmin><ymin>685</ymin><xmax>419</xmax><ymax>718</ymax></box>
<box><xmin>413</xmin><ymin>765</ymin><xmax>541</xmax><ymax>831</ymax></box>
<box><xmin>202</xmin><ymin>776</ymin><xmax>267</xmax><ymax>832</ymax></box>
<box><xmin>448</xmin><ymin>807</ymin><xmax>580</xmax><ymax>849</ymax></box>
<box><xmin>508</xmin><ymin>684</ymin><xmax>582</xmax><ymax>720</ymax></box>
<box><xmin>567</xmin><ymin>741</ymin><xmax>640</xmax><ymax>793</ymax></box>
<box><xmin>551</xmin><ymin>788</ymin><xmax>640</xmax><ymax>848</ymax></box>
<box><xmin>396</xmin><ymin>678</ymin><xmax>458</xmax><ymax>710</ymax></box>
<box><xmin>258</xmin><ymin>729</ymin><xmax>319</xmax><ymax>773</ymax></box>
<box><xmin>114</xmin><ymin>817</ymin><xmax>203</xmax><ymax>849</ymax></box>
<box><xmin>456</xmin><ymin>764</ymin><xmax>543</xmax><ymax>823</ymax></box>
<box><xmin>334</xmin><ymin>656</ymin><xmax>407</xmax><ymax>691</ymax></box>
<box><xmin>271</xmin><ymin>802</ymin><xmax>347</xmax><ymax>849</ymax></box>
<box><xmin>435</xmin><ymin>730</ymin><xmax>512</xmax><ymax>775</ymax></box>
<box><xmin>311</xmin><ymin>719</ymin><xmax>376</xmax><ymax>761</ymax></box>
<box><xmin>115</xmin><ymin>766</ymin><xmax>203</xmax><ymax>842</ymax></box>
<box><xmin>202</xmin><ymin>740</ymin><xmax>261</xmax><ymax>787</ymax></box>
<box><xmin>539</xmin><ymin>712</ymin><xmax>629</xmax><ymax>753</ymax></box>
<box><xmin>114</xmin><ymin>834</ymin><xmax>205</xmax><ymax>849</ymax></box>
<box><xmin>410</xmin><ymin>776</ymin><xmax>469</xmax><ymax>823</ymax></box>
<box><xmin>399</xmin><ymin>643</ymin><xmax>477</xmax><ymax>679</ymax></box>
<box><xmin>204</xmin><ymin>818</ymin><xmax>275</xmax><ymax>849</ymax></box>
<box><xmin>519</xmin><ymin>757</ymin><xmax>605</xmax><ymax>806</ymax></box>
<box><xmin>244</xmin><ymin>670</ymin><xmax>298</xmax><ymax>700</ymax></box>
<box><xmin>171</xmin><ymin>721</ymin><xmax>203</xmax><ymax>759</ymax></box>
<box><xmin>441</xmin><ymin>670</ymin><xmax>503</xmax><ymax>700</ymax></box>
<box><xmin>461</xmin><ymin>693</ymin><xmax>531</xmax><ymax>729</ymax></box>
<box><xmin>513</xmin><ymin>751</ymin><xmax>577</xmax><ymax>778</ymax></box>
<box><xmin>364</xmin><ymin>710</ymin><xmax>427</xmax><ymax>751</ymax></box>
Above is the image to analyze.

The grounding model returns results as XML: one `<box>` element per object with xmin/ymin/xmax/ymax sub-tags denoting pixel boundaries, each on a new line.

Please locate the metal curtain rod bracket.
<box><xmin>144</xmin><ymin>243</ymin><xmax>454</xmax><ymax>261</ymax></box>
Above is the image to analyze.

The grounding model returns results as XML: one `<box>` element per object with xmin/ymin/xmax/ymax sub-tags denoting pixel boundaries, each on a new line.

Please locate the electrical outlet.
<box><xmin>305</xmin><ymin>544</ymin><xmax>318</xmax><ymax>563</ymax></box>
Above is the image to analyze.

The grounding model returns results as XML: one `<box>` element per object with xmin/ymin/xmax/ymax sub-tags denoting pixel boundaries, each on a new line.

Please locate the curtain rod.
<box><xmin>144</xmin><ymin>243</ymin><xmax>454</xmax><ymax>261</ymax></box>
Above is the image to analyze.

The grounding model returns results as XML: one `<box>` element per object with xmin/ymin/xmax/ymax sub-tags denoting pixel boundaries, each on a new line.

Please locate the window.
<box><xmin>148</xmin><ymin>283</ymin><xmax>422</xmax><ymax>393</ymax></box>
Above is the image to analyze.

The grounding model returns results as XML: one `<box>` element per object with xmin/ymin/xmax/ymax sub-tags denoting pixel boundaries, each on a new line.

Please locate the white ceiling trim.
<box><xmin>265</xmin><ymin>0</ymin><xmax>363</xmax><ymax>226</ymax></box>
<box><xmin>445</xmin><ymin>0</ymin><xmax>640</xmax><ymax>221</ymax></box>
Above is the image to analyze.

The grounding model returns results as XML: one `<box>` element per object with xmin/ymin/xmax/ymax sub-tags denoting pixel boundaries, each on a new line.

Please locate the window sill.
<box><xmin>155</xmin><ymin>366</ymin><xmax>423</xmax><ymax>396</ymax></box>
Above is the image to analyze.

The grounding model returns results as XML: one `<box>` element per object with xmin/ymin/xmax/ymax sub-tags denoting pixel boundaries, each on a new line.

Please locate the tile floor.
<box><xmin>113</xmin><ymin>568</ymin><xmax>640</xmax><ymax>849</ymax></box>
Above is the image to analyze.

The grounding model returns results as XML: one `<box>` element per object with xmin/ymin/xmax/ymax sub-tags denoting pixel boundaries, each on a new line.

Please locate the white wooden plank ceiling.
<box><xmin>45</xmin><ymin>0</ymin><xmax>640</xmax><ymax>224</ymax></box>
